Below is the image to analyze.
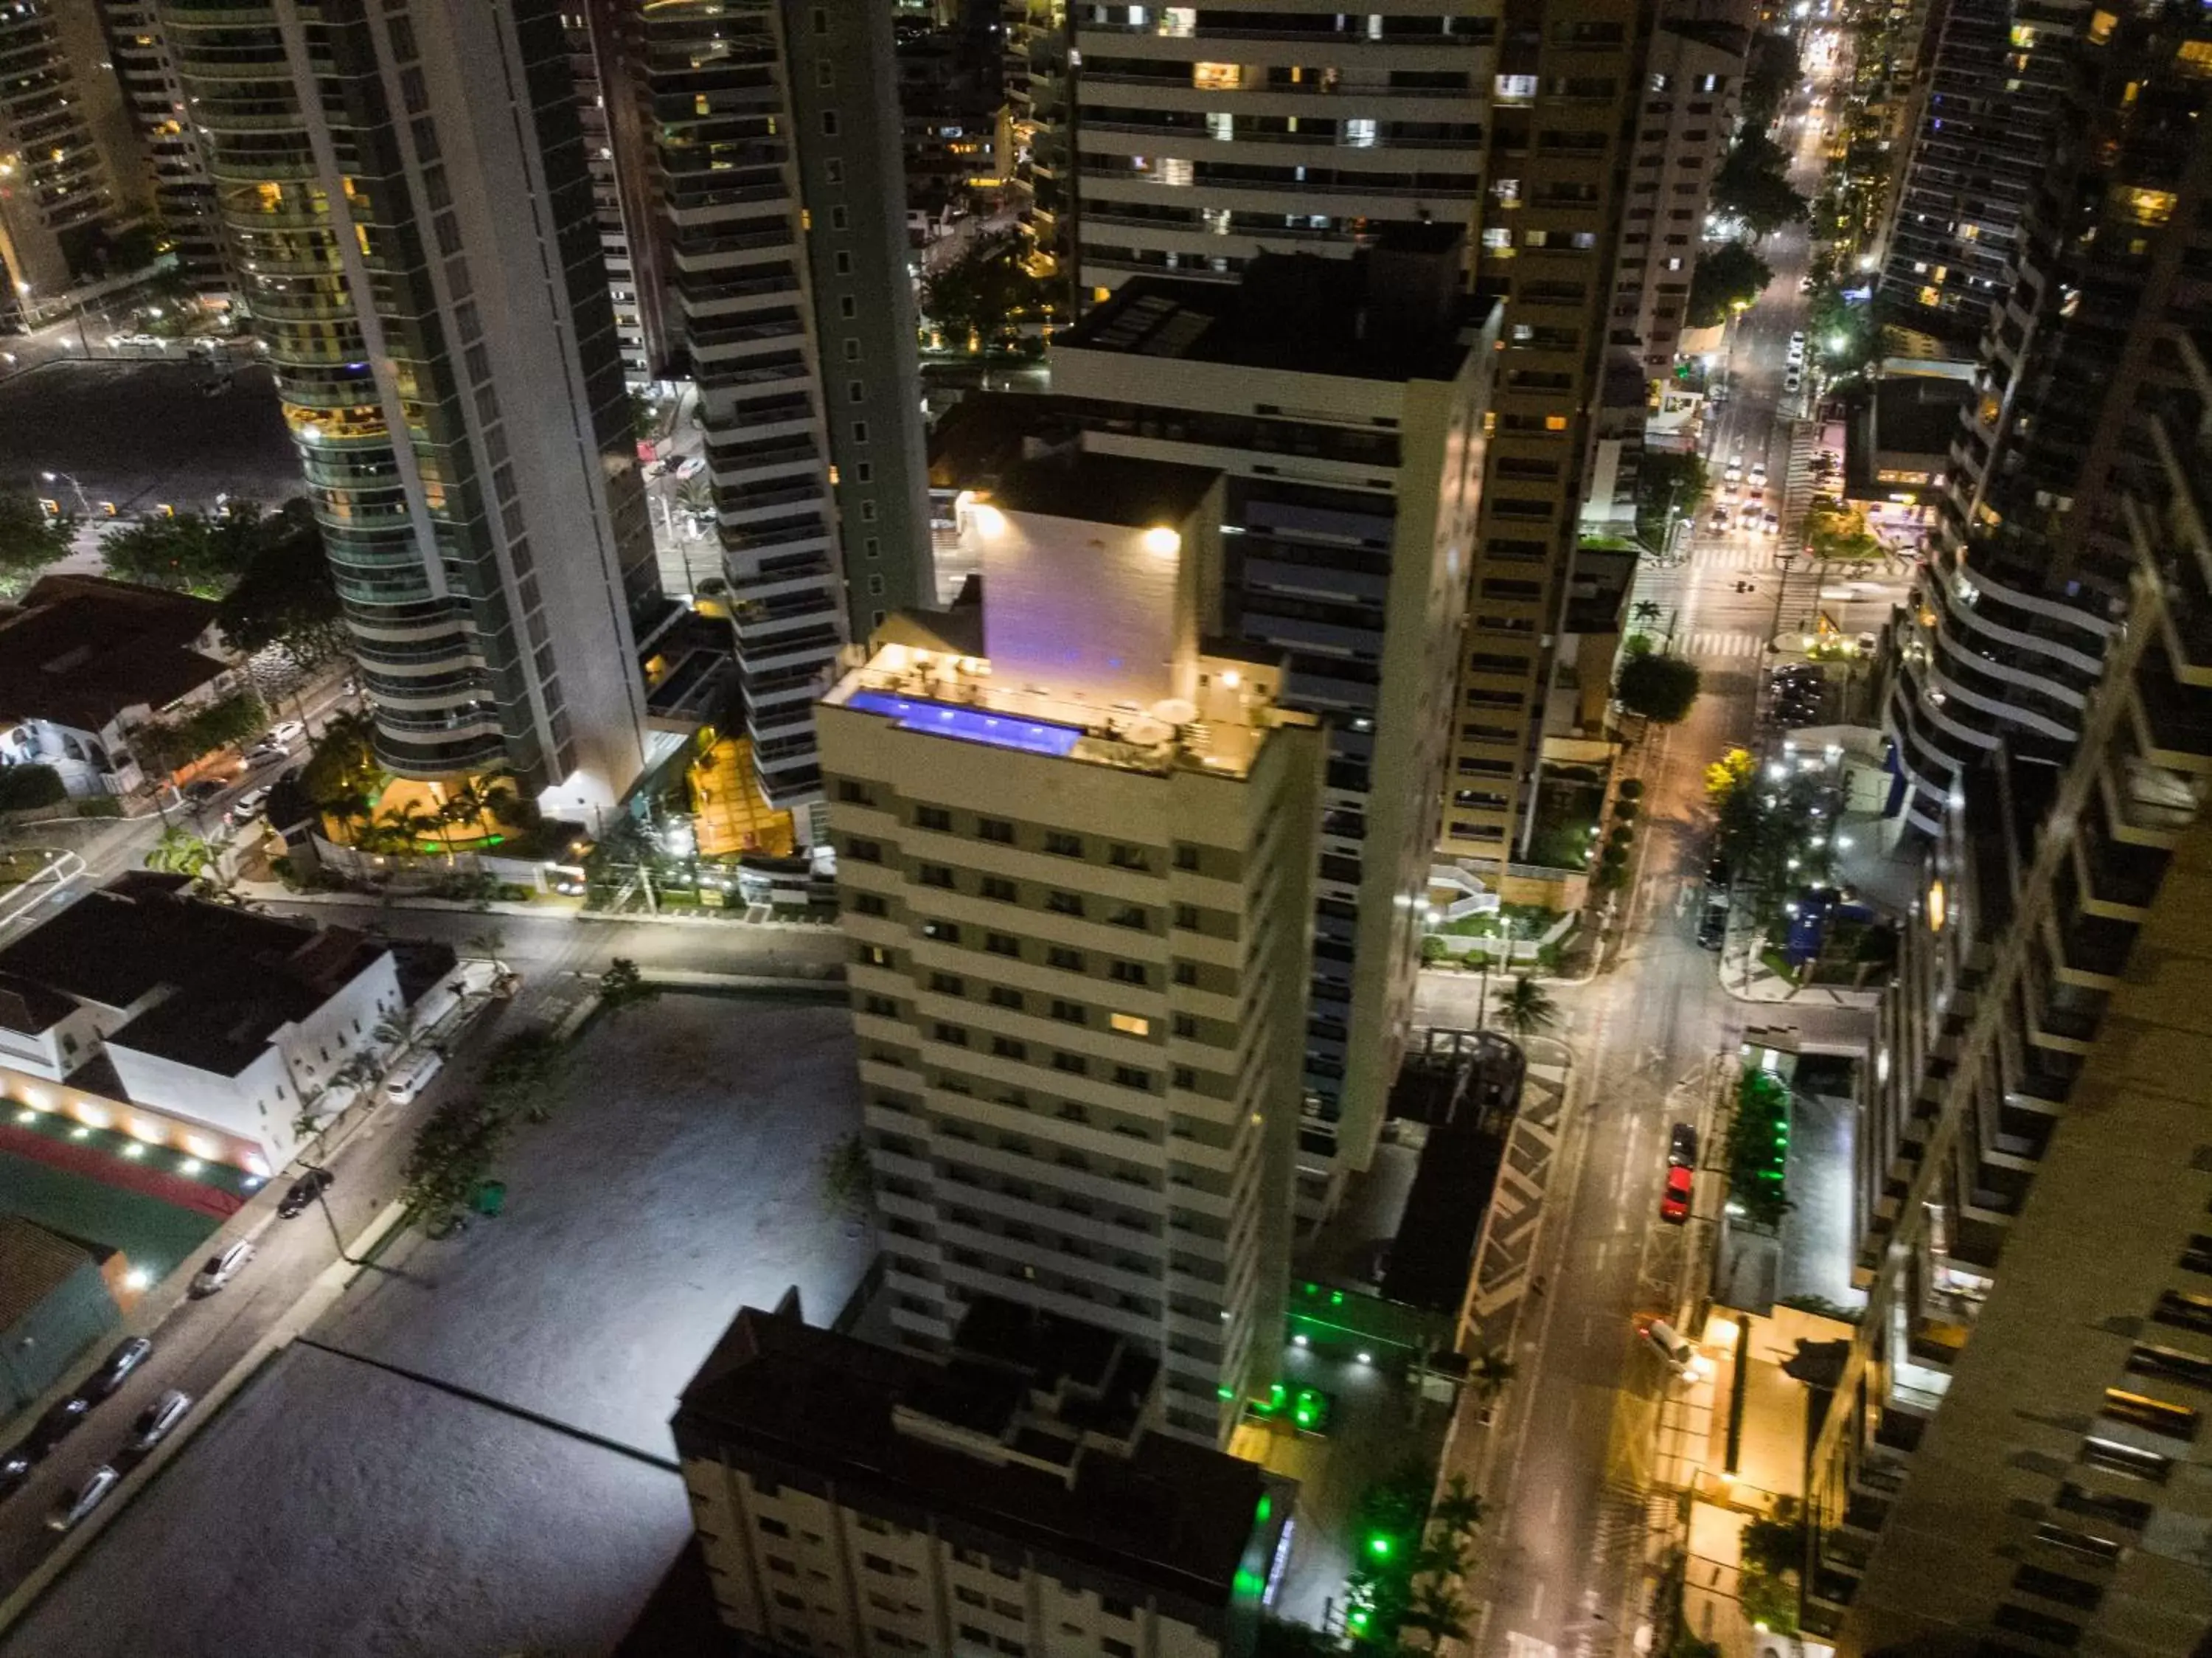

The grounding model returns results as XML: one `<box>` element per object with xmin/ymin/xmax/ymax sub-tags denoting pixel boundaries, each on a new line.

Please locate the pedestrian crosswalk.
<box><xmin>1688</xmin><ymin>542</ymin><xmax>1782</xmax><ymax>572</ymax></box>
<box><xmin>1680</xmin><ymin>629</ymin><xmax>1767</xmax><ymax>659</ymax></box>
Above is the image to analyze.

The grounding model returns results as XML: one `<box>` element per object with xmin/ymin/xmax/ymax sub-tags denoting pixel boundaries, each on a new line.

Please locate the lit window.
<box><xmin>1110</xmin><ymin>1013</ymin><xmax>1150</xmax><ymax>1036</ymax></box>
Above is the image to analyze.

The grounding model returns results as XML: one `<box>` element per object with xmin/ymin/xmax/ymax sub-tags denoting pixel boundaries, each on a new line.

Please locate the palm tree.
<box><xmin>465</xmin><ymin>929</ymin><xmax>510</xmax><ymax>976</ymax></box>
<box><xmin>377</xmin><ymin>800</ymin><xmax>442</xmax><ymax>854</ymax></box>
<box><xmin>1494</xmin><ymin>974</ymin><xmax>1559</xmax><ymax>1039</ymax></box>
<box><xmin>1632</xmin><ymin>598</ymin><xmax>1663</xmax><ymax>627</ymax></box>
<box><xmin>675</xmin><ymin>476</ymin><xmax>714</xmax><ymax>527</ymax></box>
<box><xmin>1427</xmin><ymin>1474</ymin><xmax>1485</xmax><ymax>1540</ymax></box>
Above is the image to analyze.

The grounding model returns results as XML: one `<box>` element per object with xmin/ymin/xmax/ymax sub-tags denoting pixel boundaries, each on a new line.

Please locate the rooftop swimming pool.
<box><xmin>843</xmin><ymin>690</ymin><xmax>1087</xmax><ymax>757</ymax></box>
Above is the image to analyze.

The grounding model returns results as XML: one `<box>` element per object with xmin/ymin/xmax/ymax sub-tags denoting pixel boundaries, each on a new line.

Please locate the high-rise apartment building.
<box><xmin>1439</xmin><ymin>0</ymin><xmax>1644</xmax><ymax>870</ymax></box>
<box><xmin>1804</xmin><ymin>401</ymin><xmax>2212</xmax><ymax>1649</ymax></box>
<box><xmin>164</xmin><ymin>0</ymin><xmax>663</xmax><ymax>809</ymax></box>
<box><xmin>1048</xmin><ymin>242</ymin><xmax>1497</xmax><ymax>1215</ymax></box>
<box><xmin>1885</xmin><ymin>3</ymin><xmax>2212</xmax><ymax>833</ymax></box>
<box><xmin>1874</xmin><ymin>0</ymin><xmax>2085</xmax><ymax>346</ymax></box>
<box><xmin>93</xmin><ymin>0</ymin><xmax>226</xmax><ymax>293</ymax></box>
<box><xmin>642</xmin><ymin>0</ymin><xmax>932</xmax><ymax>829</ymax></box>
<box><xmin>818</xmin><ymin>451</ymin><xmax>1323</xmax><ymax>1444</ymax></box>
<box><xmin>676</xmin><ymin>1295</ymin><xmax>1285</xmax><ymax>1657</ymax></box>
<box><xmin>1610</xmin><ymin>7</ymin><xmax>1750</xmax><ymax>386</ymax></box>
<box><xmin>562</xmin><ymin>4</ymin><xmax>655</xmax><ymax>383</ymax></box>
<box><xmin>1001</xmin><ymin>0</ymin><xmax>1071</xmax><ymax>289</ymax></box>
<box><xmin>1065</xmin><ymin>2</ymin><xmax>1487</xmax><ymax>297</ymax></box>
<box><xmin>0</xmin><ymin>0</ymin><xmax>131</xmax><ymax>317</ymax></box>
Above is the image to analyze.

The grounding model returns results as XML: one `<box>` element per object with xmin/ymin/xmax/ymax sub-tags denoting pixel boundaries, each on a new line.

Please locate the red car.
<box><xmin>1660</xmin><ymin>1164</ymin><xmax>1694</xmax><ymax>1225</ymax></box>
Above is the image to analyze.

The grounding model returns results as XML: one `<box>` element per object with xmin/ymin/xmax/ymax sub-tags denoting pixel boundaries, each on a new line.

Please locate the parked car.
<box><xmin>181</xmin><ymin>779</ymin><xmax>224</xmax><ymax>807</ymax></box>
<box><xmin>1639</xmin><ymin>1318</ymin><xmax>1708</xmax><ymax>1379</ymax></box>
<box><xmin>227</xmin><ymin>785</ymin><xmax>272</xmax><ymax>822</ymax></box>
<box><xmin>277</xmin><ymin>1167</ymin><xmax>334</xmax><ymax>1218</ymax></box>
<box><xmin>189</xmin><ymin>1240</ymin><xmax>254</xmax><ymax>1298</ymax></box>
<box><xmin>674</xmin><ymin>455</ymin><xmax>706</xmax><ymax>479</ymax></box>
<box><xmin>80</xmin><ymin>1336</ymin><xmax>153</xmax><ymax>1401</ymax></box>
<box><xmin>1763</xmin><ymin>510</ymin><xmax>1781</xmax><ymax>535</ymax></box>
<box><xmin>265</xmin><ymin>719</ymin><xmax>306</xmax><ymax>745</ymax></box>
<box><xmin>1784</xmin><ymin>371</ymin><xmax>1804</xmax><ymax>394</ymax></box>
<box><xmin>1669</xmin><ymin>1123</ymin><xmax>1700</xmax><ymax>1168</ymax></box>
<box><xmin>0</xmin><ymin>1451</ymin><xmax>32</xmax><ymax>1501</ymax></box>
<box><xmin>1660</xmin><ymin>1163</ymin><xmax>1694</xmax><ymax>1224</ymax></box>
<box><xmin>126</xmin><ymin>1389</ymin><xmax>193</xmax><ymax>1454</ymax></box>
<box><xmin>382</xmin><ymin>1050</ymin><xmax>445</xmax><ymax>1106</ymax></box>
<box><xmin>25</xmin><ymin>1395</ymin><xmax>88</xmax><ymax>1454</ymax></box>
<box><xmin>46</xmin><ymin>1466</ymin><xmax>120</xmax><ymax>1533</ymax></box>
<box><xmin>1697</xmin><ymin>904</ymin><xmax>1727</xmax><ymax>951</ymax></box>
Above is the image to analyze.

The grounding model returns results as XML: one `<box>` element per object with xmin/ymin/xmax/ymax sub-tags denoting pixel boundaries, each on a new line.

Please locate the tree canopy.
<box><xmin>1806</xmin><ymin>502</ymin><xmax>1882</xmax><ymax>561</ymax></box>
<box><xmin>1686</xmin><ymin>241</ymin><xmax>1775</xmax><ymax>328</ymax></box>
<box><xmin>921</xmin><ymin>231</ymin><xmax>1047</xmax><ymax>347</ymax></box>
<box><xmin>0</xmin><ymin>490</ymin><xmax>73</xmax><ymax>597</ymax></box>
<box><xmin>1616</xmin><ymin>651</ymin><xmax>1703</xmax><ymax>724</ymax></box>
<box><xmin>1711</xmin><ymin>131</ymin><xmax>1809</xmax><ymax>238</ymax></box>
<box><xmin>1636</xmin><ymin>450</ymin><xmax>1708</xmax><ymax>531</ymax></box>
<box><xmin>102</xmin><ymin>504</ymin><xmax>271</xmax><ymax>596</ymax></box>
<box><xmin>1739</xmin><ymin>30</ymin><xmax>1802</xmax><ymax>129</ymax></box>
<box><xmin>215</xmin><ymin>502</ymin><xmax>347</xmax><ymax>671</ymax></box>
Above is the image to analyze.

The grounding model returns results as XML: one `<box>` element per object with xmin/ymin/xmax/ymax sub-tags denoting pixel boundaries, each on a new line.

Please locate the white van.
<box><xmin>383</xmin><ymin>1050</ymin><xmax>445</xmax><ymax>1106</ymax></box>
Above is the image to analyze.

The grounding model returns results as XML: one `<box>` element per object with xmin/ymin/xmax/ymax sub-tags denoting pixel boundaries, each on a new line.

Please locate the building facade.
<box><xmin>1065</xmin><ymin>1</ymin><xmax>1488</xmax><ymax>299</ymax></box>
<box><xmin>1439</xmin><ymin>0</ymin><xmax>1644</xmax><ymax>871</ymax></box>
<box><xmin>675</xmin><ymin>1296</ymin><xmax>1284</xmax><ymax>1657</ymax></box>
<box><xmin>1806</xmin><ymin>402</ymin><xmax>2212</xmax><ymax>1651</ymax></box>
<box><xmin>1874</xmin><ymin>0</ymin><xmax>2084</xmax><ymax>347</ymax></box>
<box><xmin>642</xmin><ymin>0</ymin><xmax>932</xmax><ymax>830</ymax></box>
<box><xmin>1048</xmin><ymin>245</ymin><xmax>1496</xmax><ymax>1215</ymax></box>
<box><xmin>0</xmin><ymin>0</ymin><xmax>131</xmax><ymax>317</ymax></box>
<box><xmin>92</xmin><ymin>0</ymin><xmax>229</xmax><ymax>293</ymax></box>
<box><xmin>818</xmin><ymin>454</ymin><xmax>1322</xmax><ymax>1444</ymax></box>
<box><xmin>1883</xmin><ymin>3</ymin><xmax>2212</xmax><ymax>834</ymax></box>
<box><xmin>162</xmin><ymin>0</ymin><xmax>662</xmax><ymax>811</ymax></box>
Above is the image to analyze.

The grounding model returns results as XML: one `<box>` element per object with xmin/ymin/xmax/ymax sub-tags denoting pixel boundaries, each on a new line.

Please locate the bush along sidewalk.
<box><xmin>1728</xmin><ymin>1064</ymin><xmax>1792</xmax><ymax>1229</ymax></box>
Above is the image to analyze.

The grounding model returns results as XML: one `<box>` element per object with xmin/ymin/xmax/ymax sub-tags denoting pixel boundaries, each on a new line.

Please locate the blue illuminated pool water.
<box><xmin>844</xmin><ymin>690</ymin><xmax>1085</xmax><ymax>757</ymax></box>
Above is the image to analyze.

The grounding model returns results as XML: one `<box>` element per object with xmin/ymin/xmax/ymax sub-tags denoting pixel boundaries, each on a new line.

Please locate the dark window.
<box><xmin>1107</xmin><ymin>905</ymin><xmax>1147</xmax><ymax>930</ymax></box>
<box><xmin>1173</xmin><ymin>903</ymin><xmax>1199</xmax><ymax>930</ymax></box>
<box><xmin>2034</xmin><ymin>1521</ymin><xmax>2122</xmax><ymax>1564</ymax></box>
<box><xmin>759</xmin><ymin>1517</ymin><xmax>790</xmax><ymax>1536</ymax></box>
<box><xmin>917</xmin><ymin>805</ymin><xmax>952</xmax><ymax>831</ymax></box>
<box><xmin>2126</xmin><ymin>1343</ymin><xmax>2212</xmax><ymax>1391</ymax></box>
<box><xmin>933</xmin><ymin>1022</ymin><xmax>968</xmax><ymax>1047</ymax></box>
<box><xmin>2080</xmin><ymin>1437</ymin><xmax>2172</xmax><ymax>1482</ymax></box>
<box><xmin>1046</xmin><ymin>892</ymin><xmax>1085</xmax><ymax>918</ymax></box>
<box><xmin>1045</xmin><ymin>831</ymin><xmax>1084</xmax><ymax>857</ymax></box>
<box><xmin>986</xmin><ymin>933</ymin><xmax>1020</xmax><ymax>957</ymax></box>
<box><xmin>1109</xmin><ymin>844</ymin><xmax>1149</xmax><ymax>870</ymax></box>
<box><xmin>1991</xmin><ymin>1603</ymin><xmax>2082</xmax><ymax>1648</ymax></box>
<box><xmin>1173</xmin><ymin>1065</ymin><xmax>1197</xmax><ymax>1089</ymax></box>
<box><xmin>987</xmin><ymin>986</ymin><xmax>1024</xmax><ymax>1010</ymax></box>
<box><xmin>928</xmin><ymin>973</ymin><xmax>964</xmax><ymax>996</ymax></box>
<box><xmin>1173</xmin><ymin>1014</ymin><xmax>1197</xmax><ymax>1038</ymax></box>
<box><xmin>1113</xmin><ymin>1066</ymin><xmax>1150</xmax><ymax>1091</ymax></box>
<box><xmin>2011</xmin><ymin>1564</ymin><xmax>2104</xmax><ymax>1610</ymax></box>
<box><xmin>919</xmin><ymin>864</ymin><xmax>956</xmax><ymax>889</ymax></box>
<box><xmin>1050</xmin><ymin>1000</ymin><xmax>1087</xmax><ymax>1024</ymax></box>
<box><xmin>767</xmin><ymin>1555</ymin><xmax>798</xmax><ymax>1577</ymax></box>
<box><xmin>978</xmin><ymin>818</ymin><xmax>1015</xmax><ymax>843</ymax></box>
<box><xmin>922</xmin><ymin>920</ymin><xmax>960</xmax><ymax>943</ymax></box>
<box><xmin>1047</xmin><ymin>947</ymin><xmax>1085</xmax><ymax>971</ymax></box>
<box><xmin>1053</xmin><ymin>1054</ymin><xmax>1088</xmax><ymax>1078</ymax></box>
<box><xmin>844</xmin><ymin>838</ymin><xmax>882</xmax><ymax>863</ymax></box>
<box><xmin>992</xmin><ymin>1037</ymin><xmax>1027</xmax><ymax>1060</ymax></box>
<box><xmin>1174</xmin><ymin>962</ymin><xmax>1199</xmax><ymax>986</ymax></box>
<box><xmin>1110</xmin><ymin>961</ymin><xmax>1146</xmax><ymax>985</ymax></box>
<box><xmin>2055</xmin><ymin>1482</ymin><xmax>2152</xmax><ymax>1528</ymax></box>
<box><xmin>981</xmin><ymin>876</ymin><xmax>1018</xmax><ymax>901</ymax></box>
<box><xmin>1173</xmin><ymin>843</ymin><xmax>1200</xmax><ymax>871</ymax></box>
<box><xmin>2152</xmin><ymin>1288</ymin><xmax>2212</xmax><ymax>1336</ymax></box>
<box><xmin>853</xmin><ymin>893</ymin><xmax>887</xmax><ymax>917</ymax></box>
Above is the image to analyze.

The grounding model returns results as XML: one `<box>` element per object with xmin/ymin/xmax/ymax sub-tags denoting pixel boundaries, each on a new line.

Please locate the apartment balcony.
<box><xmin>740</xmin><ymin>623</ymin><xmax>844</xmax><ymax>676</ymax></box>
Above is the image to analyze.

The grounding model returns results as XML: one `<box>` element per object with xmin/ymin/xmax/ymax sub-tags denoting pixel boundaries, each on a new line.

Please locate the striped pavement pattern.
<box><xmin>1680</xmin><ymin>630</ymin><xmax>1768</xmax><ymax>659</ymax></box>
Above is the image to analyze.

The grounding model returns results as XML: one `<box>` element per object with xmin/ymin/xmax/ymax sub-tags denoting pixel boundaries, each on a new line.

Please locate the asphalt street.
<box><xmin>1434</xmin><ymin>46</ymin><xmax>1880</xmax><ymax>1658</ymax></box>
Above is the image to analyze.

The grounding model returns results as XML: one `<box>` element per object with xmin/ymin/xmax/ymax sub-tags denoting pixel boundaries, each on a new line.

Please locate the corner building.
<box><xmin>162</xmin><ymin>0</ymin><xmax>663</xmax><ymax>810</ymax></box>
<box><xmin>818</xmin><ymin>453</ymin><xmax>1323</xmax><ymax>1446</ymax></box>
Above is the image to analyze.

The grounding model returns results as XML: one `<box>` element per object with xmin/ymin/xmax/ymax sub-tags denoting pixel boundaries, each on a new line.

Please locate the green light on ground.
<box><xmin>1218</xmin><ymin>1386</ymin><xmax>1237</xmax><ymax>1401</ymax></box>
<box><xmin>1366</xmin><ymin>1533</ymin><xmax>1394</xmax><ymax>1559</ymax></box>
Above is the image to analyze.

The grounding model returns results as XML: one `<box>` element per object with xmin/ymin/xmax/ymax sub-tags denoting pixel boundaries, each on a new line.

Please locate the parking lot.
<box><xmin>0</xmin><ymin>991</ymin><xmax>869</xmax><ymax>1657</ymax></box>
<box><xmin>0</xmin><ymin>357</ymin><xmax>299</xmax><ymax>521</ymax></box>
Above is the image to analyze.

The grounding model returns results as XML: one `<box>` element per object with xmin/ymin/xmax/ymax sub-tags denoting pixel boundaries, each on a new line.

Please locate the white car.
<box><xmin>189</xmin><ymin>1240</ymin><xmax>254</xmax><ymax>1298</ymax></box>
<box><xmin>47</xmin><ymin>1466</ymin><xmax>119</xmax><ymax>1533</ymax></box>
<box><xmin>1789</xmin><ymin>330</ymin><xmax>1806</xmax><ymax>350</ymax></box>
<box><xmin>228</xmin><ymin>785</ymin><xmax>272</xmax><ymax>823</ymax></box>
<box><xmin>674</xmin><ymin>456</ymin><xmax>706</xmax><ymax>479</ymax></box>
<box><xmin>1722</xmin><ymin>463</ymin><xmax>1743</xmax><ymax>484</ymax></box>
<box><xmin>1749</xmin><ymin>462</ymin><xmax>1768</xmax><ymax>484</ymax></box>
<box><xmin>1641</xmin><ymin>1318</ymin><xmax>1710</xmax><ymax>1381</ymax></box>
<box><xmin>127</xmin><ymin>1390</ymin><xmax>193</xmax><ymax>1454</ymax></box>
<box><xmin>265</xmin><ymin>720</ymin><xmax>306</xmax><ymax>745</ymax></box>
<box><xmin>1785</xmin><ymin>371</ymin><xmax>1804</xmax><ymax>394</ymax></box>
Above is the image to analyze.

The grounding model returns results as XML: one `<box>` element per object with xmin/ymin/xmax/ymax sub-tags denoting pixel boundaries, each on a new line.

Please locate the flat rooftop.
<box><xmin>992</xmin><ymin>449</ymin><xmax>1220</xmax><ymax>530</ymax></box>
<box><xmin>676</xmin><ymin>1305</ymin><xmax>1265</xmax><ymax>1613</ymax></box>
<box><xmin>1060</xmin><ymin>254</ymin><xmax>1473</xmax><ymax>384</ymax></box>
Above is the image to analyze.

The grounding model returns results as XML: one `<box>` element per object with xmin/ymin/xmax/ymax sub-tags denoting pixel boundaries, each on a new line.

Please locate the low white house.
<box><xmin>0</xmin><ymin>575</ymin><xmax>240</xmax><ymax>798</ymax></box>
<box><xmin>0</xmin><ymin>873</ymin><xmax>412</xmax><ymax>1173</ymax></box>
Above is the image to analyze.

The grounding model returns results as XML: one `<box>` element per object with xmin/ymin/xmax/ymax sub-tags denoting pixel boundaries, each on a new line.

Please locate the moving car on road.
<box><xmin>189</xmin><ymin>1240</ymin><xmax>254</xmax><ymax>1298</ymax></box>
<box><xmin>265</xmin><ymin>720</ymin><xmax>306</xmax><ymax>745</ymax></box>
<box><xmin>1639</xmin><ymin>1318</ymin><xmax>1708</xmax><ymax>1380</ymax></box>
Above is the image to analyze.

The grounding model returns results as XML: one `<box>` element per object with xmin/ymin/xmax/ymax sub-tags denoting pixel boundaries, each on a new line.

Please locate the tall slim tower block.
<box><xmin>164</xmin><ymin>0</ymin><xmax>663</xmax><ymax>809</ymax></box>
<box><xmin>644</xmin><ymin>0</ymin><xmax>933</xmax><ymax>830</ymax></box>
<box><xmin>818</xmin><ymin>452</ymin><xmax>1324</xmax><ymax>1445</ymax></box>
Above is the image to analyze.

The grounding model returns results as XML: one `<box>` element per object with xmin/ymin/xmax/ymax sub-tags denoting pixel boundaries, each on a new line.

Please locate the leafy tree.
<box><xmin>481</xmin><ymin>1031</ymin><xmax>568</xmax><ymax>1123</ymax></box>
<box><xmin>215</xmin><ymin>504</ymin><xmax>347</xmax><ymax>675</ymax></box>
<box><xmin>599</xmin><ymin>956</ymin><xmax>659</xmax><ymax>1018</ymax></box>
<box><xmin>1615</xmin><ymin>652</ymin><xmax>1703</xmax><ymax>724</ymax></box>
<box><xmin>922</xmin><ymin>230</ymin><xmax>1046</xmax><ymax>347</ymax></box>
<box><xmin>401</xmin><ymin>1095</ymin><xmax>509</xmax><ymax>1235</ymax></box>
<box><xmin>1469</xmin><ymin>1346</ymin><xmax>1516</xmax><ymax>1402</ymax></box>
<box><xmin>1711</xmin><ymin>132</ymin><xmax>1809</xmax><ymax>238</ymax></box>
<box><xmin>1740</xmin><ymin>1497</ymin><xmax>1806</xmax><ymax>1577</ymax></box>
<box><xmin>1806</xmin><ymin>502</ymin><xmax>1882</xmax><ymax>561</ymax></box>
<box><xmin>0</xmin><ymin>490</ymin><xmax>73</xmax><ymax>597</ymax></box>
<box><xmin>630</xmin><ymin>389</ymin><xmax>666</xmax><ymax>445</ymax></box>
<box><xmin>1635</xmin><ymin>451</ymin><xmax>1708</xmax><ymax>531</ymax></box>
<box><xmin>0</xmin><ymin>763</ymin><xmax>66</xmax><ymax>811</ymax></box>
<box><xmin>1493</xmin><ymin>975</ymin><xmax>1559</xmax><ymax>1039</ymax></box>
<box><xmin>131</xmin><ymin>689</ymin><xmax>266</xmax><ymax>779</ymax></box>
<box><xmin>1252</xmin><ymin>1620</ymin><xmax>1340</xmax><ymax>1658</ymax></box>
<box><xmin>1686</xmin><ymin>241</ymin><xmax>1775</xmax><ymax>328</ymax></box>
<box><xmin>101</xmin><ymin>504</ymin><xmax>268</xmax><ymax>596</ymax></box>
<box><xmin>1739</xmin><ymin>30</ymin><xmax>1801</xmax><ymax>128</ymax></box>
<box><xmin>819</xmin><ymin>1130</ymin><xmax>875</xmax><ymax>1221</ymax></box>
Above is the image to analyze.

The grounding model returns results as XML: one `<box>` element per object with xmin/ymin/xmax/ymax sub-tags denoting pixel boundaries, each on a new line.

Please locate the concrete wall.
<box><xmin>1</xmin><ymin>1256</ymin><xmax>120</xmax><ymax>1414</ymax></box>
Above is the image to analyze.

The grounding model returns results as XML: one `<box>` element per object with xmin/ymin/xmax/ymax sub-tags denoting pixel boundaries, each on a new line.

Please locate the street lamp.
<box><xmin>41</xmin><ymin>469</ymin><xmax>90</xmax><ymax>516</ymax></box>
